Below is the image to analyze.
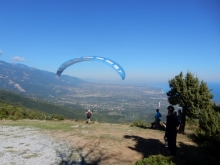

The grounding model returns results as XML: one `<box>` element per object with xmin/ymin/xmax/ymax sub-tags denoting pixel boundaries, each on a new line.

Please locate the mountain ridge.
<box><xmin>0</xmin><ymin>60</ymin><xmax>88</xmax><ymax>95</ymax></box>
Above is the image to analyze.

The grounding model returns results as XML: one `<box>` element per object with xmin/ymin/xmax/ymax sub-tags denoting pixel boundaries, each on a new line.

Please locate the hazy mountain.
<box><xmin>0</xmin><ymin>60</ymin><xmax>87</xmax><ymax>97</ymax></box>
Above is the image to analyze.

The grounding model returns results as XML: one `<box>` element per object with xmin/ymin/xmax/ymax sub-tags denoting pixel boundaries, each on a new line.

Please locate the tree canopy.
<box><xmin>166</xmin><ymin>72</ymin><xmax>214</xmax><ymax>133</ymax></box>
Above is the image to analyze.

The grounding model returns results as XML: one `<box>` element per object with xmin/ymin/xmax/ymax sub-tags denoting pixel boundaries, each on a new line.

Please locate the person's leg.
<box><xmin>156</xmin><ymin>119</ymin><xmax>159</xmax><ymax>129</ymax></box>
<box><xmin>181</xmin><ymin>124</ymin><xmax>184</xmax><ymax>133</ymax></box>
<box><xmin>168</xmin><ymin>138</ymin><xmax>176</xmax><ymax>155</ymax></box>
<box><xmin>151</xmin><ymin>120</ymin><xmax>155</xmax><ymax>128</ymax></box>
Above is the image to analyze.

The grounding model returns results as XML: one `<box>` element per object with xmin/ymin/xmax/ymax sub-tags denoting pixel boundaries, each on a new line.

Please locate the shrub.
<box><xmin>52</xmin><ymin>114</ymin><xmax>65</xmax><ymax>120</ymax></box>
<box><xmin>195</xmin><ymin>107</ymin><xmax>220</xmax><ymax>142</ymax></box>
<box><xmin>133</xmin><ymin>155</ymin><xmax>175</xmax><ymax>165</ymax></box>
<box><xmin>186</xmin><ymin>118</ymin><xmax>198</xmax><ymax>126</ymax></box>
<box><xmin>194</xmin><ymin>106</ymin><xmax>220</xmax><ymax>157</ymax></box>
<box><xmin>0</xmin><ymin>101</ymin><xmax>65</xmax><ymax>121</ymax></box>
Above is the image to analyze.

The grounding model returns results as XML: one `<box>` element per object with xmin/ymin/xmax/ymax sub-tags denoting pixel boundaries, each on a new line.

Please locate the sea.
<box><xmin>151</xmin><ymin>82</ymin><xmax>220</xmax><ymax>101</ymax></box>
<box><xmin>208</xmin><ymin>82</ymin><xmax>220</xmax><ymax>101</ymax></box>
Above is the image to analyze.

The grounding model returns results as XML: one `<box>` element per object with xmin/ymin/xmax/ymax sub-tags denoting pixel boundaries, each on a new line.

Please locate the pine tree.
<box><xmin>196</xmin><ymin>105</ymin><xmax>220</xmax><ymax>141</ymax></box>
<box><xmin>213</xmin><ymin>104</ymin><xmax>220</xmax><ymax>113</ymax></box>
<box><xmin>167</xmin><ymin>72</ymin><xmax>214</xmax><ymax>133</ymax></box>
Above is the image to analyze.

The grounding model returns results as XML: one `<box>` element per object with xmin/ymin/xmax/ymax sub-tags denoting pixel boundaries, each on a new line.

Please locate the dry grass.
<box><xmin>0</xmin><ymin>120</ymin><xmax>218</xmax><ymax>165</ymax></box>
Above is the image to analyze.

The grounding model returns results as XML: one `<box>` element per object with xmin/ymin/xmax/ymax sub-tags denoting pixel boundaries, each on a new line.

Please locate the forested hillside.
<box><xmin>0</xmin><ymin>100</ymin><xmax>65</xmax><ymax>120</ymax></box>
<box><xmin>0</xmin><ymin>89</ymin><xmax>86</xmax><ymax>120</ymax></box>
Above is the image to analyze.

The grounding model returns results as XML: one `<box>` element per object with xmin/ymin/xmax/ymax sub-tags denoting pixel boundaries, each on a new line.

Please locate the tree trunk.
<box><xmin>181</xmin><ymin>107</ymin><xmax>187</xmax><ymax>134</ymax></box>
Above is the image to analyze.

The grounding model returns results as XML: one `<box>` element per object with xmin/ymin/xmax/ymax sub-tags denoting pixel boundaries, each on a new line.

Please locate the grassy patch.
<box><xmin>0</xmin><ymin>120</ymin><xmax>74</xmax><ymax>131</ymax></box>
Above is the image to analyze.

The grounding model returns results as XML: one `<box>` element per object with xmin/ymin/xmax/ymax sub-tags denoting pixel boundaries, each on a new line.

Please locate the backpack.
<box><xmin>87</xmin><ymin>112</ymin><xmax>92</xmax><ymax>117</ymax></box>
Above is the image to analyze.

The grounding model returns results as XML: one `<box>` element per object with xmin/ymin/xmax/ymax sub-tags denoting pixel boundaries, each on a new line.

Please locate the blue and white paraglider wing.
<box><xmin>56</xmin><ymin>56</ymin><xmax>126</xmax><ymax>80</ymax></box>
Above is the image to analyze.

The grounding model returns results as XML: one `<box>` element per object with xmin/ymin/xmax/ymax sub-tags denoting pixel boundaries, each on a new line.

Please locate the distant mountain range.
<box><xmin>0</xmin><ymin>60</ymin><xmax>88</xmax><ymax>97</ymax></box>
<box><xmin>0</xmin><ymin>60</ymin><xmax>162</xmax><ymax>98</ymax></box>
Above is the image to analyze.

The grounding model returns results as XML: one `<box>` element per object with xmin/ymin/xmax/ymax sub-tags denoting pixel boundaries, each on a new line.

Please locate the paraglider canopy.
<box><xmin>56</xmin><ymin>56</ymin><xmax>126</xmax><ymax>80</ymax></box>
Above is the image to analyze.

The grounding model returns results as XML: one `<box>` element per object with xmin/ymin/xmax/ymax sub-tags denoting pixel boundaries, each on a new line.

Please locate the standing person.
<box><xmin>85</xmin><ymin>109</ymin><xmax>92</xmax><ymax>124</ymax></box>
<box><xmin>164</xmin><ymin>105</ymin><xmax>179</xmax><ymax>155</ymax></box>
<box><xmin>155</xmin><ymin>109</ymin><xmax>161</xmax><ymax>129</ymax></box>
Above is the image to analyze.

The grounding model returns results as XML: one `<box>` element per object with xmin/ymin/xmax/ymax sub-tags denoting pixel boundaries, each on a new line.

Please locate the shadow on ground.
<box><xmin>124</xmin><ymin>134</ymin><xmax>220</xmax><ymax>165</ymax></box>
<box><xmin>56</xmin><ymin>133</ymin><xmax>220</xmax><ymax>165</ymax></box>
<box><xmin>124</xmin><ymin>135</ymin><xmax>169</xmax><ymax>157</ymax></box>
<box><xmin>57</xmin><ymin>139</ymin><xmax>132</xmax><ymax>165</ymax></box>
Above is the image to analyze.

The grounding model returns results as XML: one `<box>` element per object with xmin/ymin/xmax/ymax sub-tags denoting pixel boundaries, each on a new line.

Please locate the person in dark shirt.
<box><xmin>164</xmin><ymin>105</ymin><xmax>179</xmax><ymax>155</ymax></box>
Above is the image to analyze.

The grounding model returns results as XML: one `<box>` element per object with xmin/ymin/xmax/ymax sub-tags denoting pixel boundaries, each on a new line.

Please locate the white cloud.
<box><xmin>11</xmin><ymin>56</ymin><xmax>26</xmax><ymax>62</ymax></box>
<box><xmin>0</xmin><ymin>50</ymin><xmax>2</xmax><ymax>55</ymax></box>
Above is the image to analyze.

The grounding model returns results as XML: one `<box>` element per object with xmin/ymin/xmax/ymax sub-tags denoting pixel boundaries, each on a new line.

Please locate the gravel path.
<box><xmin>0</xmin><ymin>126</ymin><xmax>82</xmax><ymax>165</ymax></box>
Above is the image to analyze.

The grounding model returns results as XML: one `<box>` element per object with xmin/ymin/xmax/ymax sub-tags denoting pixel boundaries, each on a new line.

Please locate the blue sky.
<box><xmin>0</xmin><ymin>0</ymin><xmax>220</xmax><ymax>87</ymax></box>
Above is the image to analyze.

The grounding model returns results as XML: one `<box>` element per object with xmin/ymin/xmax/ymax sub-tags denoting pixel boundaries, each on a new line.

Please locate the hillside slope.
<box><xmin>0</xmin><ymin>89</ymin><xmax>85</xmax><ymax>119</ymax></box>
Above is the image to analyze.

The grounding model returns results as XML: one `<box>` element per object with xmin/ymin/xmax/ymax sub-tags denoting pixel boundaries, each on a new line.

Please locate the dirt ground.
<box><xmin>44</xmin><ymin>121</ymin><xmax>197</xmax><ymax>165</ymax></box>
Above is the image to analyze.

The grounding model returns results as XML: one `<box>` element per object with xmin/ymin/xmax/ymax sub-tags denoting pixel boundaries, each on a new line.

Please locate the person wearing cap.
<box><xmin>85</xmin><ymin>109</ymin><xmax>93</xmax><ymax>124</ymax></box>
<box><xmin>164</xmin><ymin>105</ymin><xmax>179</xmax><ymax>155</ymax></box>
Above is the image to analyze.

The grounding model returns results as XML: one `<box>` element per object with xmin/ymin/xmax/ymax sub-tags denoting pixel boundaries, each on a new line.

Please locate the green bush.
<box><xmin>186</xmin><ymin>118</ymin><xmax>198</xmax><ymax>126</ymax></box>
<box><xmin>133</xmin><ymin>155</ymin><xmax>175</xmax><ymax>165</ymax></box>
<box><xmin>195</xmin><ymin>105</ymin><xmax>220</xmax><ymax>157</ymax></box>
<box><xmin>0</xmin><ymin>107</ymin><xmax>8</xmax><ymax>119</ymax></box>
<box><xmin>52</xmin><ymin>114</ymin><xmax>65</xmax><ymax>120</ymax></box>
<box><xmin>195</xmin><ymin>107</ymin><xmax>220</xmax><ymax>142</ymax></box>
<box><xmin>0</xmin><ymin>101</ymin><xmax>65</xmax><ymax>121</ymax></box>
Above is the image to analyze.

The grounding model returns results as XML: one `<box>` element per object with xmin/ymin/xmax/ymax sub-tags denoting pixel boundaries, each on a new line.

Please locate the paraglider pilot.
<box><xmin>85</xmin><ymin>109</ymin><xmax>92</xmax><ymax>124</ymax></box>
